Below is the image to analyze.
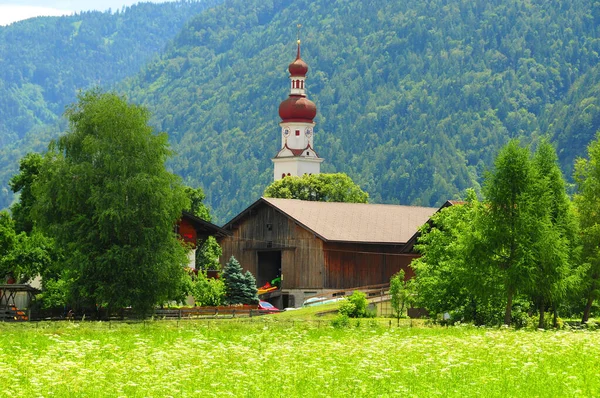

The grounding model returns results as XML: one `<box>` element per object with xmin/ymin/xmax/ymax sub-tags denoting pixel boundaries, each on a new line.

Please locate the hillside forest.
<box><xmin>3</xmin><ymin>0</ymin><xmax>600</xmax><ymax>222</ymax></box>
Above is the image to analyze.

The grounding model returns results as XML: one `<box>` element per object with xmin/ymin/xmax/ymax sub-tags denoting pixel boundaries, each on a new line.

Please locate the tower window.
<box><xmin>307</xmin><ymin>151</ymin><xmax>310</xmax><ymax>155</ymax></box>
<box><xmin>301</xmin><ymin>81</ymin><xmax>304</xmax><ymax>89</ymax></box>
<box><xmin>282</xmin><ymin>173</ymin><xmax>286</xmax><ymax>178</ymax></box>
<box><xmin>295</xmin><ymin>130</ymin><xmax>300</xmax><ymax>136</ymax></box>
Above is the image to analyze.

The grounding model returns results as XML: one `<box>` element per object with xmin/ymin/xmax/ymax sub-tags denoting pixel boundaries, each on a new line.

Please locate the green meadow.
<box><xmin>1</xmin><ymin>318</ymin><xmax>599</xmax><ymax>397</ymax></box>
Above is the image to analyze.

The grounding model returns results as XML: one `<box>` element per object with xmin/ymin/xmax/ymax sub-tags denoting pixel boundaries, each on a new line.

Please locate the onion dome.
<box><xmin>279</xmin><ymin>95</ymin><xmax>317</xmax><ymax>123</ymax></box>
<box><xmin>288</xmin><ymin>40</ymin><xmax>308</xmax><ymax>76</ymax></box>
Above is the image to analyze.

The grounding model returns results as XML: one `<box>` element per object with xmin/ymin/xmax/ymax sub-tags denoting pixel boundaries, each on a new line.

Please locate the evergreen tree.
<box><xmin>221</xmin><ymin>256</ymin><xmax>258</xmax><ymax>305</ymax></box>
<box><xmin>243</xmin><ymin>270</ymin><xmax>259</xmax><ymax>305</ymax></box>
<box><xmin>528</xmin><ymin>139</ymin><xmax>579</xmax><ymax>328</ymax></box>
<box><xmin>574</xmin><ymin>132</ymin><xmax>600</xmax><ymax>323</ymax></box>
<box><xmin>477</xmin><ymin>140</ymin><xmax>538</xmax><ymax>326</ymax></box>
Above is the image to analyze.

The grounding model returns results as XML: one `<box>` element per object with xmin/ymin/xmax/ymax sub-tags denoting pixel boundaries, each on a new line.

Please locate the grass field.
<box><xmin>1</xmin><ymin>316</ymin><xmax>599</xmax><ymax>397</ymax></box>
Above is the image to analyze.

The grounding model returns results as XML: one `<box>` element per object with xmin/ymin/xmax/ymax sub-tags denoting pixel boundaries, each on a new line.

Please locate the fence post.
<box><xmin>250</xmin><ymin>309</ymin><xmax>253</xmax><ymax>318</ymax></box>
<box><xmin>233</xmin><ymin>309</ymin><xmax>236</xmax><ymax>318</ymax></box>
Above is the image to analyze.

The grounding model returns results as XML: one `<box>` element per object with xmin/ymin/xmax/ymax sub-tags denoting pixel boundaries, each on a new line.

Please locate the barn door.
<box><xmin>257</xmin><ymin>251</ymin><xmax>281</xmax><ymax>287</ymax></box>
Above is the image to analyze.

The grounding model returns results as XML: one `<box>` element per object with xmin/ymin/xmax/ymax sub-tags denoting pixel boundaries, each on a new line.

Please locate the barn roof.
<box><xmin>181</xmin><ymin>211</ymin><xmax>230</xmax><ymax>238</ymax></box>
<box><xmin>223</xmin><ymin>198</ymin><xmax>438</xmax><ymax>245</ymax></box>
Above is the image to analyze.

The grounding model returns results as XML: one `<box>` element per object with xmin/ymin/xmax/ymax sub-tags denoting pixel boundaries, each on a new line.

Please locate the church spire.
<box><xmin>272</xmin><ymin>34</ymin><xmax>324</xmax><ymax>181</ymax></box>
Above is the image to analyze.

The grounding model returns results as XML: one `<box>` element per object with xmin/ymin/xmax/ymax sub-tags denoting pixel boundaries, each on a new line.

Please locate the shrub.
<box><xmin>331</xmin><ymin>314</ymin><xmax>350</xmax><ymax>328</ymax></box>
<box><xmin>585</xmin><ymin>318</ymin><xmax>598</xmax><ymax>330</ymax></box>
<box><xmin>339</xmin><ymin>291</ymin><xmax>368</xmax><ymax>318</ymax></box>
<box><xmin>37</xmin><ymin>278</ymin><xmax>69</xmax><ymax>309</ymax></box>
<box><xmin>192</xmin><ymin>271</ymin><xmax>225</xmax><ymax>307</ymax></box>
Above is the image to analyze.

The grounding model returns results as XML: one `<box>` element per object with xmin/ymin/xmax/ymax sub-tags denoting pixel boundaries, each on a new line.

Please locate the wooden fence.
<box><xmin>29</xmin><ymin>306</ymin><xmax>278</xmax><ymax>321</ymax></box>
<box><xmin>303</xmin><ymin>283</ymin><xmax>390</xmax><ymax>306</ymax></box>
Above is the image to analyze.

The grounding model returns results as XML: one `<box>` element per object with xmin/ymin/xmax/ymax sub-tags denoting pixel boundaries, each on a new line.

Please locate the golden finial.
<box><xmin>296</xmin><ymin>24</ymin><xmax>302</xmax><ymax>58</ymax></box>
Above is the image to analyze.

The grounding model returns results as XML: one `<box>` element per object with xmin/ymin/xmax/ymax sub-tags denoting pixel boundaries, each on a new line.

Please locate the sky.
<box><xmin>0</xmin><ymin>1</ymin><xmax>175</xmax><ymax>26</ymax></box>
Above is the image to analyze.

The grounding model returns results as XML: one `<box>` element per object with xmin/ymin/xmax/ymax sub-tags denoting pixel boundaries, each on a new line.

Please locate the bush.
<box><xmin>192</xmin><ymin>271</ymin><xmax>225</xmax><ymax>307</ymax></box>
<box><xmin>339</xmin><ymin>291</ymin><xmax>368</xmax><ymax>318</ymax></box>
<box><xmin>331</xmin><ymin>314</ymin><xmax>350</xmax><ymax>328</ymax></box>
<box><xmin>584</xmin><ymin>318</ymin><xmax>598</xmax><ymax>330</ymax></box>
<box><xmin>37</xmin><ymin>278</ymin><xmax>69</xmax><ymax>309</ymax></box>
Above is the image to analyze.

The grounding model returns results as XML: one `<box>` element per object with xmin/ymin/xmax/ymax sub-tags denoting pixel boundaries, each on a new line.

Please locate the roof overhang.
<box><xmin>181</xmin><ymin>211</ymin><xmax>230</xmax><ymax>238</ymax></box>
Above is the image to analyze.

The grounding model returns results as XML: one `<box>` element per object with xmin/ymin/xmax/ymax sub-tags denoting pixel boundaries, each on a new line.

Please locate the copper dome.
<box><xmin>279</xmin><ymin>95</ymin><xmax>317</xmax><ymax>122</ymax></box>
<box><xmin>289</xmin><ymin>57</ymin><xmax>308</xmax><ymax>76</ymax></box>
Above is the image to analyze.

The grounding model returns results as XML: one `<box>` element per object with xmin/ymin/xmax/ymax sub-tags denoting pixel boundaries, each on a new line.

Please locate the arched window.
<box><xmin>282</xmin><ymin>173</ymin><xmax>286</xmax><ymax>179</ymax></box>
<box><xmin>301</xmin><ymin>80</ymin><xmax>304</xmax><ymax>89</ymax></box>
<box><xmin>287</xmin><ymin>173</ymin><xmax>291</xmax><ymax>176</ymax></box>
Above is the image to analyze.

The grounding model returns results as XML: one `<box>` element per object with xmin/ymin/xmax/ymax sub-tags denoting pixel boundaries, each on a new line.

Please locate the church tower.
<box><xmin>272</xmin><ymin>39</ymin><xmax>324</xmax><ymax>181</ymax></box>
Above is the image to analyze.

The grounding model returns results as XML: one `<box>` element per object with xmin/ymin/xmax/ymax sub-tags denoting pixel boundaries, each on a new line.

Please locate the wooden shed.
<box><xmin>219</xmin><ymin>198</ymin><xmax>437</xmax><ymax>308</ymax></box>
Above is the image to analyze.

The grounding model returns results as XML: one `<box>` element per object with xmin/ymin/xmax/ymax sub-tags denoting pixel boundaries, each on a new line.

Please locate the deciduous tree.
<box><xmin>264</xmin><ymin>173</ymin><xmax>368</xmax><ymax>203</ymax></box>
<box><xmin>412</xmin><ymin>190</ymin><xmax>504</xmax><ymax>325</ymax></box>
<box><xmin>33</xmin><ymin>89</ymin><xmax>189</xmax><ymax>315</ymax></box>
<box><xmin>9</xmin><ymin>152</ymin><xmax>43</xmax><ymax>234</ymax></box>
<box><xmin>389</xmin><ymin>269</ymin><xmax>415</xmax><ymax>324</ymax></box>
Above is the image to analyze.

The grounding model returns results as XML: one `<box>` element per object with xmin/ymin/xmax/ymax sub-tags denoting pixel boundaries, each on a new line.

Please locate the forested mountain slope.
<box><xmin>0</xmin><ymin>0</ymin><xmax>221</xmax><ymax>205</ymax></box>
<box><xmin>121</xmin><ymin>0</ymin><xmax>600</xmax><ymax>222</ymax></box>
<box><xmin>544</xmin><ymin>63</ymin><xmax>600</xmax><ymax>175</ymax></box>
<box><xmin>3</xmin><ymin>0</ymin><xmax>600</xmax><ymax>222</ymax></box>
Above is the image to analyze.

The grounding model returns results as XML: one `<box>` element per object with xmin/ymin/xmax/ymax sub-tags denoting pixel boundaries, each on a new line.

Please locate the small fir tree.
<box><xmin>243</xmin><ymin>270</ymin><xmax>259</xmax><ymax>305</ymax></box>
<box><xmin>222</xmin><ymin>256</ymin><xmax>258</xmax><ymax>305</ymax></box>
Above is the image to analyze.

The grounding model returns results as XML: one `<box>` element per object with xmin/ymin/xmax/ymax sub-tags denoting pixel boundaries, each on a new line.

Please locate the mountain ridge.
<box><xmin>3</xmin><ymin>0</ymin><xmax>600</xmax><ymax>223</ymax></box>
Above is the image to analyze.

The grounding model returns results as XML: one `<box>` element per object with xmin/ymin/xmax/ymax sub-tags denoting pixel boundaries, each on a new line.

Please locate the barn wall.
<box><xmin>219</xmin><ymin>203</ymin><xmax>325</xmax><ymax>290</ymax></box>
<box><xmin>323</xmin><ymin>242</ymin><xmax>418</xmax><ymax>289</ymax></box>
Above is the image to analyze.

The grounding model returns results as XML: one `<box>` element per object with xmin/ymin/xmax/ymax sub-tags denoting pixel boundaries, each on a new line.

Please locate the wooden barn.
<box><xmin>219</xmin><ymin>198</ymin><xmax>438</xmax><ymax>308</ymax></box>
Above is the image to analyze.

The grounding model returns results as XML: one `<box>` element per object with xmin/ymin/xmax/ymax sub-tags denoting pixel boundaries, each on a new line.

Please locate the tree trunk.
<box><xmin>537</xmin><ymin>298</ymin><xmax>545</xmax><ymax>329</ymax></box>
<box><xmin>553</xmin><ymin>307</ymin><xmax>558</xmax><ymax>329</ymax></box>
<box><xmin>504</xmin><ymin>288</ymin><xmax>513</xmax><ymax>326</ymax></box>
<box><xmin>582</xmin><ymin>295</ymin><xmax>594</xmax><ymax>324</ymax></box>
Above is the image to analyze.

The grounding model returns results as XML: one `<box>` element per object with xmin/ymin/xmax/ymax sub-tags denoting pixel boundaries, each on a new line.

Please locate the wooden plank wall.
<box><xmin>219</xmin><ymin>203</ymin><xmax>325</xmax><ymax>290</ymax></box>
<box><xmin>323</xmin><ymin>242</ymin><xmax>418</xmax><ymax>289</ymax></box>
